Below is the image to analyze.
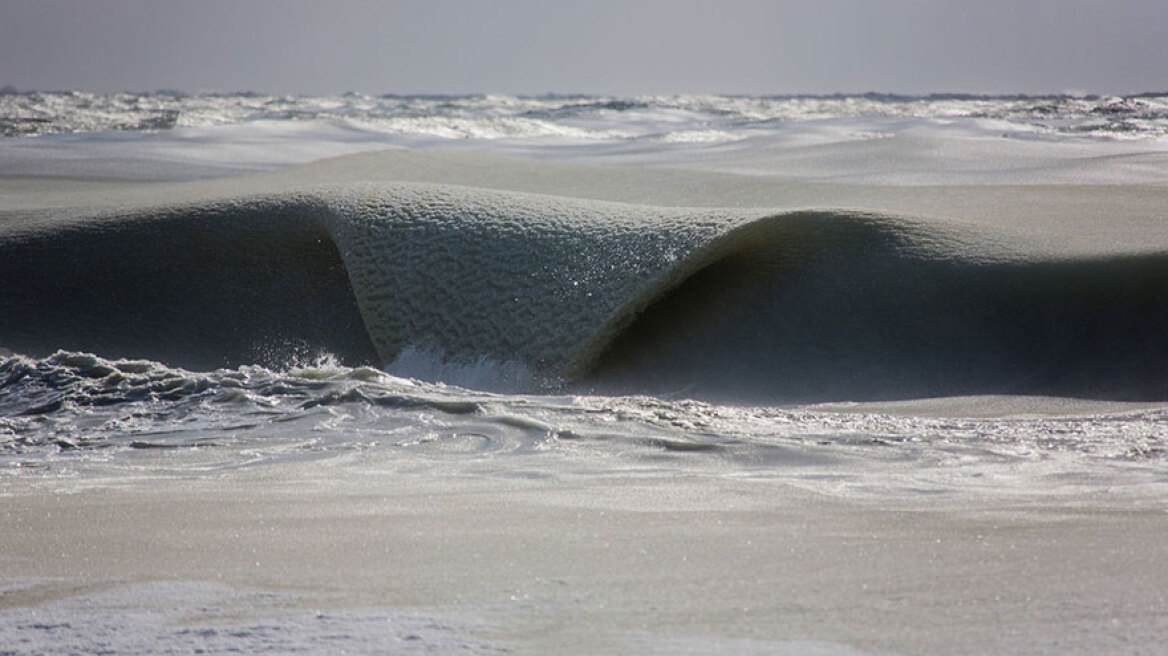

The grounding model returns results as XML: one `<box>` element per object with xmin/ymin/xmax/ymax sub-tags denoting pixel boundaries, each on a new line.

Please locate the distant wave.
<box><xmin>4</xmin><ymin>91</ymin><xmax>1167</xmax><ymax>140</ymax></box>
<box><xmin>2</xmin><ymin>182</ymin><xmax>1167</xmax><ymax>403</ymax></box>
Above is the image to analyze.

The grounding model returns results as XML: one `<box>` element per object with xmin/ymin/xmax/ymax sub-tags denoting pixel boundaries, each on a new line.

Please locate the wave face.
<box><xmin>0</xmin><ymin>195</ymin><xmax>378</xmax><ymax>370</ymax></box>
<box><xmin>3</xmin><ymin>182</ymin><xmax>1166</xmax><ymax>404</ymax></box>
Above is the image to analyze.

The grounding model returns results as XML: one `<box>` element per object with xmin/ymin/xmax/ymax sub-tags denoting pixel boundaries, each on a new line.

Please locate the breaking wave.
<box><xmin>2</xmin><ymin>182</ymin><xmax>1166</xmax><ymax>404</ymax></box>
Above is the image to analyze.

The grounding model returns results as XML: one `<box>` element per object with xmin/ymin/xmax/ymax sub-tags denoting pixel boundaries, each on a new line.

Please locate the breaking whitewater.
<box><xmin>2</xmin><ymin>92</ymin><xmax>1168</xmax><ymax>655</ymax></box>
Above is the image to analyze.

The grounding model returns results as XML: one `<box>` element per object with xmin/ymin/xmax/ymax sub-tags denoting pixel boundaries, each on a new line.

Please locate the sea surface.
<box><xmin>3</xmin><ymin>90</ymin><xmax>1168</xmax><ymax>655</ymax></box>
<box><xmin>1</xmin><ymin>90</ymin><xmax>1167</xmax><ymax>493</ymax></box>
<box><xmin>5</xmin><ymin>89</ymin><xmax>1168</xmax><ymax>140</ymax></box>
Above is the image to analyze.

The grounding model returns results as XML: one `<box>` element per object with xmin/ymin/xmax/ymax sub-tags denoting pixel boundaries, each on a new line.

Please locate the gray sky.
<box><xmin>2</xmin><ymin>0</ymin><xmax>1165</xmax><ymax>96</ymax></box>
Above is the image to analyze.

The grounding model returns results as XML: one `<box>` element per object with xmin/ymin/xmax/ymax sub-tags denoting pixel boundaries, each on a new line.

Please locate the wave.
<box><xmin>6</xmin><ymin>91</ymin><xmax>1168</xmax><ymax>140</ymax></box>
<box><xmin>2</xmin><ymin>182</ymin><xmax>1167</xmax><ymax>403</ymax></box>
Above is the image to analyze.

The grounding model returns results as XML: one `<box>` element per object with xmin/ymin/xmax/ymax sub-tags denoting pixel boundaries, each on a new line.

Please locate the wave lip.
<box><xmin>322</xmin><ymin>182</ymin><xmax>775</xmax><ymax>380</ymax></box>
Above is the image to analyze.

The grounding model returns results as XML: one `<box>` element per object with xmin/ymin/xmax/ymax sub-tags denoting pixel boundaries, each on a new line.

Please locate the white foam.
<box><xmin>351</xmin><ymin>115</ymin><xmax>634</xmax><ymax>141</ymax></box>
<box><xmin>384</xmin><ymin>345</ymin><xmax>538</xmax><ymax>393</ymax></box>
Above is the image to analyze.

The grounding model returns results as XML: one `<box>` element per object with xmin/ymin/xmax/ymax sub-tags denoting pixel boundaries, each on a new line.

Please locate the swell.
<box><xmin>2</xmin><ymin>182</ymin><xmax>1167</xmax><ymax>403</ymax></box>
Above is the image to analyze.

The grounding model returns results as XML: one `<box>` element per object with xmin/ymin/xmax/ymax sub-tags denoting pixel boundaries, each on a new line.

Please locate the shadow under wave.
<box><xmin>584</xmin><ymin>213</ymin><xmax>1168</xmax><ymax>404</ymax></box>
<box><xmin>0</xmin><ymin>200</ymin><xmax>379</xmax><ymax>370</ymax></box>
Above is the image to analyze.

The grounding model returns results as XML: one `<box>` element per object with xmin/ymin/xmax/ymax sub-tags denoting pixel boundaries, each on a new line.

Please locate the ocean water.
<box><xmin>5</xmin><ymin>90</ymin><xmax>1168</xmax><ymax>140</ymax></box>
<box><xmin>2</xmin><ymin>92</ymin><xmax>1168</xmax><ymax>653</ymax></box>
<box><xmin>2</xmin><ymin>91</ymin><xmax>1168</xmax><ymax>485</ymax></box>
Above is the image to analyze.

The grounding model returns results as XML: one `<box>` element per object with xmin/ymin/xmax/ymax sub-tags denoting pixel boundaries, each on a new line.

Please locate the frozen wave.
<box><xmin>3</xmin><ymin>180</ymin><xmax>1168</xmax><ymax>404</ymax></box>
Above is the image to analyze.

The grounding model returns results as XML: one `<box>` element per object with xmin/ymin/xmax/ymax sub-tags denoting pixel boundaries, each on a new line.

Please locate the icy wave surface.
<box><xmin>2</xmin><ymin>182</ymin><xmax>1167</xmax><ymax>403</ymax></box>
